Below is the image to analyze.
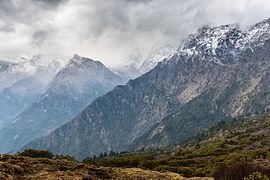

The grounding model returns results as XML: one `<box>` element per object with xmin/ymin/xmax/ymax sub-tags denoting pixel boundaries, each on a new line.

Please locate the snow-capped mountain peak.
<box><xmin>172</xmin><ymin>19</ymin><xmax>270</xmax><ymax>66</ymax></box>
<box><xmin>70</xmin><ymin>54</ymin><xmax>86</xmax><ymax>64</ymax></box>
<box><xmin>113</xmin><ymin>41</ymin><xmax>181</xmax><ymax>80</ymax></box>
<box><xmin>67</xmin><ymin>54</ymin><xmax>104</xmax><ymax>69</ymax></box>
<box><xmin>241</xmin><ymin>18</ymin><xmax>270</xmax><ymax>47</ymax></box>
<box><xmin>179</xmin><ymin>24</ymin><xmax>242</xmax><ymax>57</ymax></box>
<box><xmin>4</xmin><ymin>55</ymin><xmax>66</xmax><ymax>75</ymax></box>
<box><xmin>0</xmin><ymin>55</ymin><xmax>67</xmax><ymax>92</ymax></box>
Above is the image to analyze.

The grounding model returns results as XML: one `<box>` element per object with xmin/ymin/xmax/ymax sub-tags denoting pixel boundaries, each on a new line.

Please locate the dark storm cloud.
<box><xmin>1</xmin><ymin>0</ymin><xmax>270</xmax><ymax>66</ymax></box>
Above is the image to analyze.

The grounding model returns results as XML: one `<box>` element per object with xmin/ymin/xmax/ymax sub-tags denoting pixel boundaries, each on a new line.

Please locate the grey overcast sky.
<box><xmin>1</xmin><ymin>0</ymin><xmax>270</xmax><ymax>67</ymax></box>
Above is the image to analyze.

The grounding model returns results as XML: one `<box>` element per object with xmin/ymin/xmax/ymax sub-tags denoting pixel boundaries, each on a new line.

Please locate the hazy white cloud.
<box><xmin>1</xmin><ymin>0</ymin><xmax>270</xmax><ymax>66</ymax></box>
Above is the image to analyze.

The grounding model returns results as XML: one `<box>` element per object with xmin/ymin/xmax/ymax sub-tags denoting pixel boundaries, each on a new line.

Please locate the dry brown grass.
<box><xmin>0</xmin><ymin>154</ymin><xmax>213</xmax><ymax>180</ymax></box>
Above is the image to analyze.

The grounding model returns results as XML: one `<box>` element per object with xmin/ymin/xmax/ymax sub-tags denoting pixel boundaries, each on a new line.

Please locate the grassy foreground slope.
<box><xmin>2</xmin><ymin>114</ymin><xmax>270</xmax><ymax>179</ymax></box>
<box><xmin>84</xmin><ymin>114</ymin><xmax>270</xmax><ymax>177</ymax></box>
<box><xmin>0</xmin><ymin>154</ymin><xmax>212</xmax><ymax>180</ymax></box>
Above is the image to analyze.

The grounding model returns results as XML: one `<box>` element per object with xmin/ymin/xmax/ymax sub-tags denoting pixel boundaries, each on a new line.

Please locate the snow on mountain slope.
<box><xmin>0</xmin><ymin>55</ymin><xmax>66</xmax><ymax>129</ymax></box>
<box><xmin>113</xmin><ymin>41</ymin><xmax>181</xmax><ymax>81</ymax></box>
<box><xmin>175</xmin><ymin>19</ymin><xmax>270</xmax><ymax>65</ymax></box>
<box><xmin>0</xmin><ymin>54</ymin><xmax>124</xmax><ymax>153</ymax></box>
<box><xmin>0</xmin><ymin>61</ymin><xmax>16</xmax><ymax>73</ymax></box>
<box><xmin>0</xmin><ymin>55</ymin><xmax>66</xmax><ymax>91</ymax></box>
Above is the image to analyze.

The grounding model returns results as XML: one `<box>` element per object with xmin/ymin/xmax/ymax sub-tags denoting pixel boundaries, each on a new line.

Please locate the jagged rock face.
<box><xmin>26</xmin><ymin>18</ymin><xmax>270</xmax><ymax>160</ymax></box>
<box><xmin>0</xmin><ymin>57</ymin><xmax>62</xmax><ymax>129</ymax></box>
<box><xmin>0</xmin><ymin>55</ymin><xmax>123</xmax><ymax>153</ymax></box>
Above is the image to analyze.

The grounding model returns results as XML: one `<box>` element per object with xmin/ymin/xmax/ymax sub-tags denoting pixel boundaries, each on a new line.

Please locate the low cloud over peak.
<box><xmin>1</xmin><ymin>0</ymin><xmax>270</xmax><ymax>67</ymax></box>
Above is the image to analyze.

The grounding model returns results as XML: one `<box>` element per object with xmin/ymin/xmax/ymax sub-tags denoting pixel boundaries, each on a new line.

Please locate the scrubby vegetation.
<box><xmin>0</xmin><ymin>154</ymin><xmax>186</xmax><ymax>179</ymax></box>
<box><xmin>12</xmin><ymin>114</ymin><xmax>270</xmax><ymax>179</ymax></box>
<box><xmin>17</xmin><ymin>148</ymin><xmax>75</xmax><ymax>161</ymax></box>
<box><xmin>18</xmin><ymin>149</ymin><xmax>54</xmax><ymax>159</ymax></box>
<box><xmin>83</xmin><ymin>114</ymin><xmax>270</xmax><ymax>178</ymax></box>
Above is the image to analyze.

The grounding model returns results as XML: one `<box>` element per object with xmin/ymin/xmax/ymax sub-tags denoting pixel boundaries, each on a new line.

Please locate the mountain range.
<box><xmin>1</xmin><ymin>18</ymin><xmax>270</xmax><ymax>162</ymax></box>
<box><xmin>0</xmin><ymin>54</ymin><xmax>123</xmax><ymax>153</ymax></box>
<box><xmin>0</xmin><ymin>56</ymin><xmax>63</xmax><ymax>129</ymax></box>
<box><xmin>22</xmin><ymin>18</ymin><xmax>270</xmax><ymax>160</ymax></box>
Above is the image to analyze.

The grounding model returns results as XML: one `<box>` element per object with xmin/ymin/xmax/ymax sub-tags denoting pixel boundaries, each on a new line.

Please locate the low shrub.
<box><xmin>18</xmin><ymin>149</ymin><xmax>54</xmax><ymax>159</ymax></box>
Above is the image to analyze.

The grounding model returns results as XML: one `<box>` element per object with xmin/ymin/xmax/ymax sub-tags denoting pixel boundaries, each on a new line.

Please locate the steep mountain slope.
<box><xmin>0</xmin><ymin>56</ymin><xmax>62</xmax><ymax>129</ymax></box>
<box><xmin>131</xmin><ymin>20</ymin><xmax>270</xmax><ymax>149</ymax></box>
<box><xmin>25</xmin><ymin>18</ymin><xmax>270</xmax><ymax>160</ymax></box>
<box><xmin>89</xmin><ymin>114</ymin><xmax>270</xmax><ymax>178</ymax></box>
<box><xmin>0</xmin><ymin>54</ymin><xmax>123</xmax><ymax>153</ymax></box>
<box><xmin>0</xmin><ymin>60</ymin><xmax>26</xmax><ymax>91</ymax></box>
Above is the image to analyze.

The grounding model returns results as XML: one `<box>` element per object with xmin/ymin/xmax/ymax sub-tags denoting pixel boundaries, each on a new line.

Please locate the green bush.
<box><xmin>178</xmin><ymin>167</ymin><xmax>195</xmax><ymax>177</ymax></box>
<box><xmin>18</xmin><ymin>149</ymin><xmax>54</xmax><ymax>159</ymax></box>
